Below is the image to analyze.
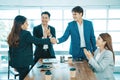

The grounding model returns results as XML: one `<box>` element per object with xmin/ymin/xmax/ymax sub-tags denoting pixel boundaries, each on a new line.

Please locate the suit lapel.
<box><xmin>48</xmin><ymin>25</ymin><xmax>51</xmax><ymax>32</ymax></box>
<box><xmin>74</xmin><ymin>21</ymin><xmax>80</xmax><ymax>37</ymax></box>
<box><xmin>38</xmin><ymin>24</ymin><xmax>44</xmax><ymax>37</ymax></box>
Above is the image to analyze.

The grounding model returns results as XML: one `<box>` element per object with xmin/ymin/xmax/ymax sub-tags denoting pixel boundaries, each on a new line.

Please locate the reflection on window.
<box><xmin>94</xmin><ymin>32</ymin><xmax>103</xmax><ymax>39</ymax></box>
<box><xmin>55</xmin><ymin>32</ymin><xmax>62</xmax><ymax>38</ymax></box>
<box><xmin>42</xmin><ymin>10</ymin><xmax>62</xmax><ymax>19</ymax></box>
<box><xmin>62</xmin><ymin>37</ymin><xmax>70</xmax><ymax>51</ymax></box>
<box><xmin>109</xmin><ymin>32</ymin><xmax>120</xmax><ymax>43</ymax></box>
<box><xmin>49</xmin><ymin>20</ymin><xmax>63</xmax><ymax>31</ymax></box>
<box><xmin>32</xmin><ymin>20</ymin><xmax>41</xmax><ymax>26</ymax></box>
<box><xmin>64</xmin><ymin>10</ymin><xmax>73</xmax><ymax>19</ymax></box>
<box><xmin>27</xmin><ymin>20</ymin><xmax>35</xmax><ymax>32</ymax></box>
<box><xmin>0</xmin><ymin>10</ymin><xmax>18</xmax><ymax>19</ymax></box>
<box><xmin>92</xmin><ymin>20</ymin><xmax>106</xmax><ymax>31</ymax></box>
<box><xmin>86</xmin><ymin>9</ymin><xmax>107</xmax><ymax>19</ymax></box>
<box><xmin>0</xmin><ymin>20</ymin><xmax>12</xmax><ymax>48</ymax></box>
<box><xmin>0</xmin><ymin>7</ymin><xmax>120</xmax><ymax>52</ymax></box>
<box><xmin>63</xmin><ymin>20</ymin><xmax>72</xmax><ymax>30</ymax></box>
<box><xmin>109</xmin><ymin>9</ymin><xmax>120</xmax><ymax>18</ymax></box>
<box><xmin>20</xmin><ymin>9</ymin><xmax>41</xmax><ymax>19</ymax></box>
<box><xmin>108</xmin><ymin>20</ymin><xmax>120</xmax><ymax>30</ymax></box>
<box><xmin>113</xmin><ymin>44</ymin><xmax>120</xmax><ymax>51</ymax></box>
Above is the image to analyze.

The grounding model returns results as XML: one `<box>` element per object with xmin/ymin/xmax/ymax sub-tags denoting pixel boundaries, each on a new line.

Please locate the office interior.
<box><xmin>0</xmin><ymin>0</ymin><xmax>120</xmax><ymax>80</ymax></box>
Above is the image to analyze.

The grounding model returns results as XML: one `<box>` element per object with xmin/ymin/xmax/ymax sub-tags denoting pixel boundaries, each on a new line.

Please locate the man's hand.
<box><xmin>46</xmin><ymin>28</ymin><xmax>51</xmax><ymax>37</ymax></box>
<box><xmin>50</xmin><ymin>37</ymin><xmax>57</xmax><ymax>44</ymax></box>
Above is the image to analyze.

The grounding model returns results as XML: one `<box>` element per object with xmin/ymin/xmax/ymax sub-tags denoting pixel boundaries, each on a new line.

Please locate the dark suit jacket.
<box><xmin>58</xmin><ymin>19</ymin><xmax>97</xmax><ymax>57</ymax></box>
<box><xmin>33</xmin><ymin>24</ymin><xmax>56</xmax><ymax>58</ymax></box>
<box><xmin>9</xmin><ymin>30</ymin><xmax>51</xmax><ymax>68</ymax></box>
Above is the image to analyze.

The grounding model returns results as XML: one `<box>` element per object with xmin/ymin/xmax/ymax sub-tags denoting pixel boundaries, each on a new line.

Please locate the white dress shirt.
<box><xmin>42</xmin><ymin>25</ymin><xmax>48</xmax><ymax>50</ymax></box>
<box><xmin>77</xmin><ymin>21</ymin><xmax>86</xmax><ymax>48</ymax></box>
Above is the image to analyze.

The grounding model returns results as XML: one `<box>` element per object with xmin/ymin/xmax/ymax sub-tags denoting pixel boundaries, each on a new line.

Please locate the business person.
<box><xmin>56</xmin><ymin>6</ymin><xmax>97</xmax><ymax>60</ymax></box>
<box><xmin>7</xmin><ymin>15</ymin><xmax>55</xmax><ymax>80</ymax></box>
<box><xmin>33</xmin><ymin>11</ymin><xmax>56</xmax><ymax>63</ymax></box>
<box><xmin>84</xmin><ymin>33</ymin><xmax>115</xmax><ymax>80</ymax></box>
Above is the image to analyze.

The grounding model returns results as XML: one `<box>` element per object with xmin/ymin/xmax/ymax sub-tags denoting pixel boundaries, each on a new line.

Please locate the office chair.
<box><xmin>8</xmin><ymin>52</ymin><xmax>19</xmax><ymax>79</ymax></box>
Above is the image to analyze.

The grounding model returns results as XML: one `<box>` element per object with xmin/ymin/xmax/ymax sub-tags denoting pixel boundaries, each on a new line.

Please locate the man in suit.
<box><xmin>33</xmin><ymin>11</ymin><xmax>56</xmax><ymax>63</ymax></box>
<box><xmin>56</xmin><ymin>6</ymin><xmax>97</xmax><ymax>61</ymax></box>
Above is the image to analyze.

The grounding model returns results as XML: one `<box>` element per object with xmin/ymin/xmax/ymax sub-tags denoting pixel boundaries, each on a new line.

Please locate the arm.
<box><xmin>89</xmin><ymin>52</ymin><xmax>113</xmax><ymax>72</ymax></box>
<box><xmin>58</xmin><ymin>23</ymin><xmax>71</xmax><ymax>44</ymax></box>
<box><xmin>84</xmin><ymin>49</ymin><xmax>113</xmax><ymax>72</ymax></box>
<box><xmin>90</xmin><ymin>22</ymin><xmax>97</xmax><ymax>52</ymax></box>
<box><xmin>26</xmin><ymin>31</ymin><xmax>51</xmax><ymax>45</ymax></box>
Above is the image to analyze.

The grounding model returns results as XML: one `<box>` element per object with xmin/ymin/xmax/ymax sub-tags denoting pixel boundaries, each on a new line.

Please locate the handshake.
<box><xmin>50</xmin><ymin>37</ymin><xmax>57</xmax><ymax>44</ymax></box>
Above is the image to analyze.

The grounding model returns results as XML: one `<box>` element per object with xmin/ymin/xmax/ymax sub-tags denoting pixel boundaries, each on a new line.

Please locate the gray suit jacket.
<box><xmin>88</xmin><ymin>48</ymin><xmax>115</xmax><ymax>80</ymax></box>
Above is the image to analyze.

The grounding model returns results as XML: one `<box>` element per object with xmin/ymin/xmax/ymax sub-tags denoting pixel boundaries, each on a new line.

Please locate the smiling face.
<box><xmin>96</xmin><ymin>36</ymin><xmax>106</xmax><ymax>48</ymax></box>
<box><xmin>41</xmin><ymin>14</ymin><xmax>50</xmax><ymax>26</ymax></box>
<box><xmin>72</xmin><ymin>12</ymin><xmax>82</xmax><ymax>22</ymax></box>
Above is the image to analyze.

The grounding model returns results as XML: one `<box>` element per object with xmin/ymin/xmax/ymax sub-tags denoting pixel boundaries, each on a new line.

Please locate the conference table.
<box><xmin>24</xmin><ymin>59</ymin><xmax>97</xmax><ymax>80</ymax></box>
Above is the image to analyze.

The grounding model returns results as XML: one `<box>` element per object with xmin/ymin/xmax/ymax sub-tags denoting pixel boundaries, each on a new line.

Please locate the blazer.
<box><xmin>89</xmin><ymin>49</ymin><xmax>115</xmax><ymax>80</ymax></box>
<box><xmin>9</xmin><ymin>30</ymin><xmax>51</xmax><ymax>68</ymax></box>
<box><xmin>33</xmin><ymin>24</ymin><xmax>56</xmax><ymax>57</ymax></box>
<box><xmin>58</xmin><ymin>20</ymin><xmax>97</xmax><ymax>56</ymax></box>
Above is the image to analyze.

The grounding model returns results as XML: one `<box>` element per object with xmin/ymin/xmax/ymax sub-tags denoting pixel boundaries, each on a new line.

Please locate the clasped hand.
<box><xmin>44</xmin><ymin>28</ymin><xmax>51</xmax><ymax>37</ymax></box>
<box><xmin>83</xmin><ymin>48</ymin><xmax>93</xmax><ymax>60</ymax></box>
<box><xmin>50</xmin><ymin>37</ymin><xmax>57</xmax><ymax>44</ymax></box>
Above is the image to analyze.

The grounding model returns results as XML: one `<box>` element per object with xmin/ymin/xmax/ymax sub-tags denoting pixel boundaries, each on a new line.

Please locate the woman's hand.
<box><xmin>84</xmin><ymin>48</ymin><xmax>93</xmax><ymax>60</ymax></box>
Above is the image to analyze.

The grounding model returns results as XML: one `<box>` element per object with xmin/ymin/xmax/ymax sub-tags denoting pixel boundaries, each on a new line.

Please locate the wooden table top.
<box><xmin>24</xmin><ymin>59</ymin><xmax>97</xmax><ymax>80</ymax></box>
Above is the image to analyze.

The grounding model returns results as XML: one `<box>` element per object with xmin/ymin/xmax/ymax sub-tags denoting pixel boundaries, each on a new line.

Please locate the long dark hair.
<box><xmin>99</xmin><ymin>33</ymin><xmax>115</xmax><ymax>63</ymax></box>
<box><xmin>7</xmin><ymin>15</ymin><xmax>26</xmax><ymax>47</ymax></box>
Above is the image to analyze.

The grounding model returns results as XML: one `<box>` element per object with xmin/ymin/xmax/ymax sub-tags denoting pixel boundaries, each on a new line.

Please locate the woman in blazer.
<box><xmin>84</xmin><ymin>33</ymin><xmax>115</xmax><ymax>80</ymax></box>
<box><xmin>7</xmin><ymin>15</ymin><xmax>54</xmax><ymax>80</ymax></box>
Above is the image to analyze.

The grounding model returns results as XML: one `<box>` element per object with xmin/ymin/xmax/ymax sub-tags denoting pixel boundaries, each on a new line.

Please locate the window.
<box><xmin>0</xmin><ymin>10</ymin><xmax>18</xmax><ymax>19</ymax></box>
<box><xmin>20</xmin><ymin>9</ymin><xmax>41</xmax><ymax>19</ymax></box>
<box><xmin>92</xmin><ymin>20</ymin><xmax>107</xmax><ymax>31</ymax></box>
<box><xmin>86</xmin><ymin>9</ymin><xmax>107</xmax><ymax>19</ymax></box>
<box><xmin>0</xmin><ymin>6</ymin><xmax>120</xmax><ymax>52</ymax></box>
<box><xmin>109</xmin><ymin>9</ymin><xmax>120</xmax><ymax>18</ymax></box>
<box><xmin>108</xmin><ymin>20</ymin><xmax>120</xmax><ymax>31</ymax></box>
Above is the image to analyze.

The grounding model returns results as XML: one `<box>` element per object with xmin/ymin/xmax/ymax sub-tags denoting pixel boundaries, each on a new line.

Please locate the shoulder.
<box><xmin>69</xmin><ymin>21</ymin><xmax>76</xmax><ymax>23</ymax></box>
<box><xmin>21</xmin><ymin>30</ymin><xmax>31</xmax><ymax>36</ymax></box>
<box><xmin>105</xmin><ymin>50</ymin><xmax>113</xmax><ymax>55</ymax></box>
<box><xmin>68</xmin><ymin>21</ymin><xmax>76</xmax><ymax>25</ymax></box>
<box><xmin>48</xmin><ymin>25</ymin><xmax>54</xmax><ymax>28</ymax></box>
<box><xmin>33</xmin><ymin>24</ymin><xmax>41</xmax><ymax>29</ymax></box>
<box><xmin>102</xmin><ymin>49</ymin><xmax>113</xmax><ymax>59</ymax></box>
<box><xmin>83</xmin><ymin>19</ymin><xmax>92</xmax><ymax>23</ymax></box>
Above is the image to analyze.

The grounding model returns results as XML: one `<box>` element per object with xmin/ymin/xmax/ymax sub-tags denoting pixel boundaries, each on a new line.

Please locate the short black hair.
<box><xmin>41</xmin><ymin>11</ymin><xmax>51</xmax><ymax>18</ymax></box>
<box><xmin>72</xmin><ymin>6</ymin><xmax>83</xmax><ymax>16</ymax></box>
